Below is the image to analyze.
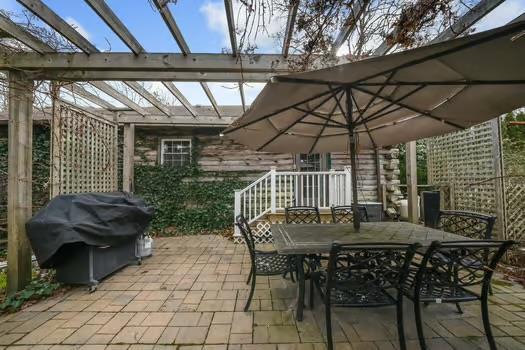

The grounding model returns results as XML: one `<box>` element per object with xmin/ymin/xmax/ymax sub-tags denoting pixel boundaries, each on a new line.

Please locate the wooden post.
<box><xmin>7</xmin><ymin>71</ymin><xmax>33</xmax><ymax>294</ymax></box>
<box><xmin>50</xmin><ymin>83</ymin><xmax>61</xmax><ymax>198</ymax></box>
<box><xmin>122</xmin><ymin>123</ymin><xmax>135</xmax><ymax>192</ymax></box>
<box><xmin>491</xmin><ymin>117</ymin><xmax>506</xmax><ymax>240</ymax></box>
<box><xmin>270</xmin><ymin>166</ymin><xmax>276</xmax><ymax>213</ymax></box>
<box><xmin>374</xmin><ymin>148</ymin><xmax>382</xmax><ymax>202</ymax></box>
<box><xmin>406</xmin><ymin>141</ymin><xmax>418</xmax><ymax>224</ymax></box>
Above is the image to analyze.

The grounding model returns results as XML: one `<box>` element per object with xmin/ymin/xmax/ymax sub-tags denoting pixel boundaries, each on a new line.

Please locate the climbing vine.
<box><xmin>134</xmin><ymin>138</ymin><xmax>248</xmax><ymax>235</ymax></box>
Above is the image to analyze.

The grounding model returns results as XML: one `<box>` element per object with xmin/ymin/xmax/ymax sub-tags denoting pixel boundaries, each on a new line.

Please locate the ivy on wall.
<box><xmin>0</xmin><ymin>125</ymin><xmax>50</xmax><ymax>242</ymax></box>
<box><xmin>134</xmin><ymin>137</ymin><xmax>248</xmax><ymax>235</ymax></box>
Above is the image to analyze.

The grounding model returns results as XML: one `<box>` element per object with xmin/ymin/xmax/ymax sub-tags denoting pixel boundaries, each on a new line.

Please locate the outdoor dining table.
<box><xmin>271</xmin><ymin>221</ymin><xmax>470</xmax><ymax>321</ymax></box>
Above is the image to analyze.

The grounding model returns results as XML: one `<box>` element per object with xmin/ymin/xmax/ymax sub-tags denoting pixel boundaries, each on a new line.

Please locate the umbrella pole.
<box><xmin>345</xmin><ymin>87</ymin><xmax>360</xmax><ymax>231</ymax></box>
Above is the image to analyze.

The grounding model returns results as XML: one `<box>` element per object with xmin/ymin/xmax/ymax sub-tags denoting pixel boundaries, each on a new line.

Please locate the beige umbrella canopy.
<box><xmin>223</xmin><ymin>20</ymin><xmax>525</xmax><ymax>229</ymax></box>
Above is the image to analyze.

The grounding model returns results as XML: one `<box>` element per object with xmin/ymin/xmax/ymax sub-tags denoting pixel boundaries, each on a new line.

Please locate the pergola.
<box><xmin>0</xmin><ymin>0</ymin><xmax>511</xmax><ymax>293</ymax></box>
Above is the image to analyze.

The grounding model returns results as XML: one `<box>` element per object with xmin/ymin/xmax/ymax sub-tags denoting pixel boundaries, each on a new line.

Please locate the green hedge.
<box><xmin>134</xmin><ymin>165</ymin><xmax>247</xmax><ymax>234</ymax></box>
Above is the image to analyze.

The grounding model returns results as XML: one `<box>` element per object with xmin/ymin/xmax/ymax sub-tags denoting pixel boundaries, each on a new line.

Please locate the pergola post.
<box><xmin>7</xmin><ymin>71</ymin><xmax>34</xmax><ymax>294</ymax></box>
<box><xmin>122</xmin><ymin>123</ymin><xmax>135</xmax><ymax>193</ymax></box>
<box><xmin>406</xmin><ymin>141</ymin><xmax>418</xmax><ymax>224</ymax></box>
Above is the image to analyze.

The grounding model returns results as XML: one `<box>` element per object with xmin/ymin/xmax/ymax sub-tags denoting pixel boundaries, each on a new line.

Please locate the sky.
<box><xmin>1</xmin><ymin>0</ymin><xmax>525</xmax><ymax>107</ymax></box>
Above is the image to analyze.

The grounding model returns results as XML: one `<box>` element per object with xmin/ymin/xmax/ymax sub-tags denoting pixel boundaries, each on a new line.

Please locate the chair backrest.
<box><xmin>416</xmin><ymin>240</ymin><xmax>515</xmax><ymax>292</ymax></box>
<box><xmin>285</xmin><ymin>206</ymin><xmax>321</xmax><ymax>224</ymax></box>
<box><xmin>437</xmin><ymin>210</ymin><xmax>496</xmax><ymax>239</ymax></box>
<box><xmin>326</xmin><ymin>242</ymin><xmax>420</xmax><ymax>294</ymax></box>
<box><xmin>331</xmin><ymin>205</ymin><xmax>369</xmax><ymax>224</ymax></box>
<box><xmin>235</xmin><ymin>215</ymin><xmax>256</xmax><ymax>259</ymax></box>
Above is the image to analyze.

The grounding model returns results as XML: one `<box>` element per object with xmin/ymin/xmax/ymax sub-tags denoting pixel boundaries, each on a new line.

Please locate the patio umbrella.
<box><xmin>223</xmin><ymin>20</ymin><xmax>525</xmax><ymax>230</ymax></box>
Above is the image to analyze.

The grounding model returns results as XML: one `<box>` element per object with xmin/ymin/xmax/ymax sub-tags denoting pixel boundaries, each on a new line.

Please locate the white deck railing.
<box><xmin>234</xmin><ymin>167</ymin><xmax>352</xmax><ymax>235</ymax></box>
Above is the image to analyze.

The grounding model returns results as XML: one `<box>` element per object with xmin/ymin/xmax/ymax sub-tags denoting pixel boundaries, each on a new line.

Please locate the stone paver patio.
<box><xmin>1</xmin><ymin>235</ymin><xmax>525</xmax><ymax>350</ymax></box>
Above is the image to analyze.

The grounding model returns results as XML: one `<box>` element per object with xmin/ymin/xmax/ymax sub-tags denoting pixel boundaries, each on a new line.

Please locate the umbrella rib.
<box><xmin>308</xmin><ymin>89</ymin><xmax>345</xmax><ymax>154</ymax></box>
<box><xmin>223</xmin><ymin>87</ymin><xmax>342</xmax><ymax>134</ymax></box>
<box><xmin>355</xmin><ymin>71</ymin><xmax>396</xmax><ymax>124</ymax></box>
<box><xmin>355</xmin><ymin>79</ymin><xmax>525</xmax><ymax>86</ymax></box>
<box><xmin>298</xmin><ymin>121</ymin><xmax>346</xmax><ymax>128</ymax></box>
<box><xmin>352</xmin><ymin>20</ymin><xmax>525</xmax><ymax>85</ymax></box>
<box><xmin>356</xmin><ymin>85</ymin><xmax>427</xmax><ymax>125</ymax></box>
<box><xmin>292</xmin><ymin>106</ymin><xmax>347</xmax><ymax>127</ymax></box>
<box><xmin>350</xmin><ymin>89</ymin><xmax>377</xmax><ymax>149</ymax></box>
<box><xmin>352</xmin><ymin>85</ymin><xmax>466</xmax><ymax>130</ymax></box>
<box><xmin>255</xmin><ymin>92</ymin><xmax>339</xmax><ymax>152</ymax></box>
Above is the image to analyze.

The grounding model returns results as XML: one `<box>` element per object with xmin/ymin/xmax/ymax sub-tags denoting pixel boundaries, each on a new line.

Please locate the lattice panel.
<box><xmin>234</xmin><ymin>220</ymin><xmax>273</xmax><ymax>244</ymax></box>
<box><xmin>504</xmin><ymin>180</ymin><xmax>525</xmax><ymax>243</ymax></box>
<box><xmin>51</xmin><ymin>104</ymin><xmax>118</xmax><ymax>196</ymax></box>
<box><xmin>427</xmin><ymin>122</ymin><xmax>498</xmax><ymax>218</ymax></box>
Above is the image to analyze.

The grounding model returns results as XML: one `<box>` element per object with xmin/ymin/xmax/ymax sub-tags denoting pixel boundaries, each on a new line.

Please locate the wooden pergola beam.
<box><xmin>153</xmin><ymin>0</ymin><xmax>190</xmax><ymax>55</ymax></box>
<box><xmin>200</xmin><ymin>82</ymin><xmax>221</xmax><ymax>118</ymax></box>
<box><xmin>0</xmin><ymin>13</ymin><xmax>54</xmax><ymax>53</ymax></box>
<box><xmin>332</xmin><ymin>0</ymin><xmax>368</xmax><ymax>54</ymax></box>
<box><xmin>429</xmin><ymin>0</ymin><xmax>505</xmax><ymax>44</ymax></box>
<box><xmin>124</xmin><ymin>81</ymin><xmax>171</xmax><ymax>117</ymax></box>
<box><xmin>0</xmin><ymin>52</ymin><xmax>290</xmax><ymax>72</ymax></box>
<box><xmin>373</xmin><ymin>0</ymin><xmax>504</xmax><ymax>55</ymax></box>
<box><xmin>17</xmin><ymin>0</ymin><xmax>99</xmax><ymax>54</ymax></box>
<box><xmin>89</xmin><ymin>81</ymin><xmax>148</xmax><ymax>116</ymax></box>
<box><xmin>239</xmin><ymin>83</ymin><xmax>246</xmax><ymax>112</ymax></box>
<box><xmin>282</xmin><ymin>0</ymin><xmax>300</xmax><ymax>57</ymax></box>
<box><xmin>84</xmin><ymin>0</ymin><xmax>144</xmax><ymax>55</ymax></box>
<box><xmin>162</xmin><ymin>82</ymin><xmax>197</xmax><ymax>118</ymax></box>
<box><xmin>224</xmin><ymin>0</ymin><xmax>238</xmax><ymax>56</ymax></box>
<box><xmin>62</xmin><ymin>83</ymin><xmax>117</xmax><ymax>110</ymax></box>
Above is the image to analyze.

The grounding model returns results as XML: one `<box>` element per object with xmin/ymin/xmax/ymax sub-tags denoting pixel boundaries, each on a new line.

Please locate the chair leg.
<box><xmin>455</xmin><ymin>302</ymin><xmax>463</xmax><ymax>314</ymax></box>
<box><xmin>396</xmin><ymin>295</ymin><xmax>407</xmax><ymax>350</ymax></box>
<box><xmin>481</xmin><ymin>298</ymin><xmax>497</xmax><ymax>350</ymax></box>
<box><xmin>325</xmin><ymin>301</ymin><xmax>333</xmax><ymax>350</ymax></box>
<box><xmin>246</xmin><ymin>269</ymin><xmax>252</xmax><ymax>285</ymax></box>
<box><xmin>489</xmin><ymin>283</ymin><xmax>493</xmax><ymax>296</ymax></box>
<box><xmin>414</xmin><ymin>300</ymin><xmax>427</xmax><ymax>350</ymax></box>
<box><xmin>244</xmin><ymin>272</ymin><xmax>256</xmax><ymax>312</ymax></box>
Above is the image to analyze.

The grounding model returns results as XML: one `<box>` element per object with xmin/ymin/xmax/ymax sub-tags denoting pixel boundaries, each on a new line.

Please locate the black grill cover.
<box><xmin>26</xmin><ymin>192</ymin><xmax>154</xmax><ymax>268</ymax></box>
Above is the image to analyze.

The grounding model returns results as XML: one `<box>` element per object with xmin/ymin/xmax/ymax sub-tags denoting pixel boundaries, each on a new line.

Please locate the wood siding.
<box><xmin>134</xmin><ymin>127</ymin><xmax>400</xmax><ymax>204</ymax></box>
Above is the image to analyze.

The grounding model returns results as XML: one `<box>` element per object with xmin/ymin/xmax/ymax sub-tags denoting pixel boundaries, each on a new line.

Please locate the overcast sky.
<box><xmin>2</xmin><ymin>0</ymin><xmax>524</xmax><ymax>107</ymax></box>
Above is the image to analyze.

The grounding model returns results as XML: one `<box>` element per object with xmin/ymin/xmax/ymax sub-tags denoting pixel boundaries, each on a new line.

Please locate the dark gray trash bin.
<box><xmin>27</xmin><ymin>192</ymin><xmax>154</xmax><ymax>291</ymax></box>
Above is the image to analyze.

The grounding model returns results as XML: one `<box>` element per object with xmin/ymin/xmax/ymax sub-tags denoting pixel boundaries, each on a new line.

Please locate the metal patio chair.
<box><xmin>331</xmin><ymin>205</ymin><xmax>369</xmax><ymax>224</ymax></box>
<box><xmin>437</xmin><ymin>210</ymin><xmax>497</xmax><ymax>295</ymax></box>
<box><xmin>285</xmin><ymin>206</ymin><xmax>321</xmax><ymax>224</ymax></box>
<box><xmin>311</xmin><ymin>242</ymin><xmax>420</xmax><ymax>350</ymax></box>
<box><xmin>437</xmin><ymin>210</ymin><xmax>496</xmax><ymax>240</ymax></box>
<box><xmin>235</xmin><ymin>214</ymin><xmax>296</xmax><ymax>312</ymax></box>
<box><xmin>402</xmin><ymin>240</ymin><xmax>515</xmax><ymax>350</ymax></box>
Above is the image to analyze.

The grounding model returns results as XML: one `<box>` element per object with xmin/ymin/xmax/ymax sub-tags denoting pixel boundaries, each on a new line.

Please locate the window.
<box><xmin>160</xmin><ymin>139</ymin><xmax>192</xmax><ymax>167</ymax></box>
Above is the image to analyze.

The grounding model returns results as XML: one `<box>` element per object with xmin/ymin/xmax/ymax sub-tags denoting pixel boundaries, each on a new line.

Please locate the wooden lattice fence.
<box><xmin>50</xmin><ymin>104</ymin><xmax>118</xmax><ymax>196</ymax></box>
<box><xmin>427</xmin><ymin>118</ymin><xmax>524</xmax><ymax>243</ymax></box>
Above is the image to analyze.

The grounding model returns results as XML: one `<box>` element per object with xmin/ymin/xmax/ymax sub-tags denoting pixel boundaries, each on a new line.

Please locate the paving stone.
<box><xmin>0</xmin><ymin>333</ymin><xmax>25</xmax><ymax>346</ymax></box>
<box><xmin>138</xmin><ymin>327</ymin><xmax>165</xmax><ymax>344</ymax></box>
<box><xmin>174</xmin><ymin>327</ymin><xmax>208</xmax><ymax>344</ymax></box>
<box><xmin>169</xmin><ymin>313</ymin><xmax>202</xmax><ymax>327</ymax></box>
<box><xmin>97</xmin><ymin>313</ymin><xmax>134</xmax><ymax>335</ymax></box>
<box><xmin>141</xmin><ymin>313</ymin><xmax>174</xmax><ymax>327</ymax></box>
<box><xmin>206</xmin><ymin>325</ymin><xmax>231</xmax><ymax>344</ymax></box>
<box><xmin>111</xmin><ymin>327</ymin><xmax>148</xmax><ymax>344</ymax></box>
<box><xmin>156</xmin><ymin>327</ymin><xmax>179</xmax><ymax>344</ymax></box>
<box><xmin>63</xmin><ymin>325</ymin><xmax>103</xmax><ymax>344</ymax></box>
<box><xmin>231</xmin><ymin>313</ymin><xmax>253</xmax><ymax>334</ymax></box>
<box><xmin>268</xmin><ymin>326</ymin><xmax>300</xmax><ymax>344</ymax></box>
<box><xmin>212</xmin><ymin>313</ymin><xmax>233</xmax><ymax>325</ymax></box>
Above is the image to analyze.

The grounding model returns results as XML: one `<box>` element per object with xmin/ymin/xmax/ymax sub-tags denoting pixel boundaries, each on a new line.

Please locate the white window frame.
<box><xmin>160</xmin><ymin>138</ymin><xmax>192</xmax><ymax>166</ymax></box>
